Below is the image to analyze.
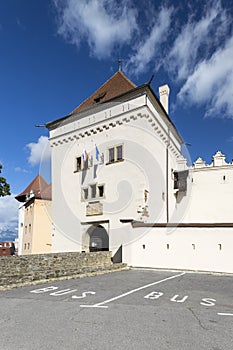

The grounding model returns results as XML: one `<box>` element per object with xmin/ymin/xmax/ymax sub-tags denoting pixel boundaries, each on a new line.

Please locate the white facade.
<box><xmin>123</xmin><ymin>151</ymin><xmax>233</xmax><ymax>272</ymax></box>
<box><xmin>123</xmin><ymin>226</ymin><xmax>233</xmax><ymax>273</ymax></box>
<box><xmin>48</xmin><ymin>86</ymin><xmax>187</xmax><ymax>253</ymax></box>
<box><xmin>183</xmin><ymin>151</ymin><xmax>233</xmax><ymax>223</ymax></box>
<box><xmin>47</xmin><ymin>74</ymin><xmax>233</xmax><ymax>273</ymax></box>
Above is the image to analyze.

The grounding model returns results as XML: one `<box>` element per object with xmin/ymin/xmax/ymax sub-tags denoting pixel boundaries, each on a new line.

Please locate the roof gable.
<box><xmin>15</xmin><ymin>174</ymin><xmax>51</xmax><ymax>202</ymax></box>
<box><xmin>70</xmin><ymin>71</ymin><xmax>136</xmax><ymax>114</ymax></box>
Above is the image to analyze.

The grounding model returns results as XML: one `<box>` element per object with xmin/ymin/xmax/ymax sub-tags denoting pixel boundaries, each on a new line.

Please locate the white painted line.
<box><xmin>80</xmin><ymin>272</ymin><xmax>185</xmax><ymax>308</ymax></box>
<box><xmin>218</xmin><ymin>313</ymin><xmax>233</xmax><ymax>316</ymax></box>
<box><xmin>80</xmin><ymin>305</ymin><xmax>108</xmax><ymax>308</ymax></box>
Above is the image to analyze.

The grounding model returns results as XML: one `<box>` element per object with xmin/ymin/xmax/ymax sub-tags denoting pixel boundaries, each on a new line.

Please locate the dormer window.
<box><xmin>94</xmin><ymin>91</ymin><xmax>106</xmax><ymax>103</ymax></box>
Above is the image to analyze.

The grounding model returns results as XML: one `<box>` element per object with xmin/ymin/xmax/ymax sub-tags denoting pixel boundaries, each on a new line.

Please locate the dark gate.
<box><xmin>89</xmin><ymin>225</ymin><xmax>109</xmax><ymax>252</ymax></box>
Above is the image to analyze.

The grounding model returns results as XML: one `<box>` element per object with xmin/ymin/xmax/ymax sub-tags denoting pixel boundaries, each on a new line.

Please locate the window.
<box><xmin>90</xmin><ymin>184</ymin><xmax>96</xmax><ymax>199</ymax></box>
<box><xmin>75</xmin><ymin>156</ymin><xmax>89</xmax><ymax>172</ymax></box>
<box><xmin>82</xmin><ymin>183</ymin><xmax>105</xmax><ymax>201</ymax></box>
<box><xmin>76</xmin><ymin>157</ymin><xmax>82</xmax><ymax>172</ymax></box>
<box><xmin>98</xmin><ymin>185</ymin><xmax>104</xmax><ymax>198</ymax></box>
<box><xmin>174</xmin><ymin>170</ymin><xmax>188</xmax><ymax>192</ymax></box>
<box><xmin>108</xmin><ymin>148</ymin><xmax>115</xmax><ymax>163</ymax></box>
<box><xmin>83</xmin><ymin>188</ymin><xmax>88</xmax><ymax>200</ymax></box>
<box><xmin>108</xmin><ymin>144</ymin><xmax>123</xmax><ymax>164</ymax></box>
<box><xmin>116</xmin><ymin>145</ymin><xmax>123</xmax><ymax>161</ymax></box>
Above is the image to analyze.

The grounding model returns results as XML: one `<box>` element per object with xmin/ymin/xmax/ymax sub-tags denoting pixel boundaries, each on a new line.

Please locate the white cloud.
<box><xmin>52</xmin><ymin>0</ymin><xmax>233</xmax><ymax>119</ymax></box>
<box><xmin>178</xmin><ymin>36</ymin><xmax>233</xmax><ymax>118</ymax></box>
<box><xmin>167</xmin><ymin>1</ymin><xmax>228</xmax><ymax>81</ymax></box>
<box><xmin>53</xmin><ymin>0</ymin><xmax>138</xmax><ymax>58</ymax></box>
<box><xmin>14</xmin><ymin>167</ymin><xmax>30</xmax><ymax>173</ymax></box>
<box><xmin>126</xmin><ymin>6</ymin><xmax>173</xmax><ymax>76</ymax></box>
<box><xmin>0</xmin><ymin>195</ymin><xmax>18</xmax><ymax>232</ymax></box>
<box><xmin>27</xmin><ymin>136</ymin><xmax>51</xmax><ymax>166</ymax></box>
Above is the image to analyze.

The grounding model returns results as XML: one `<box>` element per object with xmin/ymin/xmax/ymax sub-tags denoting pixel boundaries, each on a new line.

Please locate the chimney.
<box><xmin>159</xmin><ymin>84</ymin><xmax>170</xmax><ymax>114</ymax></box>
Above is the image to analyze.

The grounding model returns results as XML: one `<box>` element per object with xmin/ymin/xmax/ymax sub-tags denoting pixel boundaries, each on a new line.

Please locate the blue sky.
<box><xmin>0</xmin><ymin>0</ymin><xmax>233</xmax><ymax>238</ymax></box>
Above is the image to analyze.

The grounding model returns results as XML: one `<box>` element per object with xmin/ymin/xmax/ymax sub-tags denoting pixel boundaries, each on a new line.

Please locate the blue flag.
<box><xmin>95</xmin><ymin>145</ymin><xmax>100</xmax><ymax>161</ymax></box>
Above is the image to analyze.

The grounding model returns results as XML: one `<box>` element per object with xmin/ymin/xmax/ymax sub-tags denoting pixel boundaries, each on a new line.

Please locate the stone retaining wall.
<box><xmin>0</xmin><ymin>251</ymin><xmax>124</xmax><ymax>288</ymax></box>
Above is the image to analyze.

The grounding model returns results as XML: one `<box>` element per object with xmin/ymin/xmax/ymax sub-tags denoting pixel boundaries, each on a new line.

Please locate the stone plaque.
<box><xmin>86</xmin><ymin>202</ymin><xmax>103</xmax><ymax>216</ymax></box>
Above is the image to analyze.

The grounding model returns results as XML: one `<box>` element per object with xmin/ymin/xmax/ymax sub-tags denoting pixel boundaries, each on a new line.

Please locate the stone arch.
<box><xmin>83</xmin><ymin>224</ymin><xmax>109</xmax><ymax>252</ymax></box>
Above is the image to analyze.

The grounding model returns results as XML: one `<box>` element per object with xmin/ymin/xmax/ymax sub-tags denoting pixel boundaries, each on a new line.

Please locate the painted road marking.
<box><xmin>80</xmin><ymin>272</ymin><xmax>186</xmax><ymax>308</ymax></box>
<box><xmin>218</xmin><ymin>313</ymin><xmax>233</xmax><ymax>316</ymax></box>
<box><xmin>72</xmin><ymin>291</ymin><xmax>96</xmax><ymax>299</ymax></box>
<box><xmin>144</xmin><ymin>291</ymin><xmax>216</xmax><ymax>306</ymax></box>
<box><xmin>49</xmin><ymin>289</ymin><xmax>78</xmax><ymax>296</ymax></box>
<box><xmin>30</xmin><ymin>287</ymin><xmax>96</xmax><ymax>300</ymax></box>
<box><xmin>30</xmin><ymin>286</ymin><xmax>59</xmax><ymax>293</ymax></box>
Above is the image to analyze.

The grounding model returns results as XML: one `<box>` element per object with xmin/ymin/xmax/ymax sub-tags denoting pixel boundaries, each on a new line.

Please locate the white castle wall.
<box><xmin>123</xmin><ymin>225</ymin><xmax>233</xmax><ymax>273</ymax></box>
<box><xmin>183</xmin><ymin>151</ymin><xmax>233</xmax><ymax>223</ymax></box>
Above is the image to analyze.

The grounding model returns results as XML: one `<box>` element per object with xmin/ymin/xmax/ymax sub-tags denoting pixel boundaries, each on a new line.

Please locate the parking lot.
<box><xmin>0</xmin><ymin>269</ymin><xmax>232</xmax><ymax>349</ymax></box>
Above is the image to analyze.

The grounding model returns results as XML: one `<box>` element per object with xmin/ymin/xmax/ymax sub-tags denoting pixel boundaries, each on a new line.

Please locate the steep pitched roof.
<box><xmin>70</xmin><ymin>71</ymin><xmax>137</xmax><ymax>114</ymax></box>
<box><xmin>15</xmin><ymin>174</ymin><xmax>52</xmax><ymax>203</ymax></box>
<box><xmin>45</xmin><ymin>70</ymin><xmax>183</xmax><ymax>144</ymax></box>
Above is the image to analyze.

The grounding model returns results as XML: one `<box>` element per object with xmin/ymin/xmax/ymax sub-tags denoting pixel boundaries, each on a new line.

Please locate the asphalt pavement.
<box><xmin>0</xmin><ymin>269</ymin><xmax>232</xmax><ymax>350</ymax></box>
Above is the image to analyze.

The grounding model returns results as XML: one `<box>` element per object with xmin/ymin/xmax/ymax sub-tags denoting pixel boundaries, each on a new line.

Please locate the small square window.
<box><xmin>76</xmin><ymin>157</ymin><xmax>82</xmax><ymax>172</ymax></box>
<box><xmin>90</xmin><ymin>184</ymin><xmax>97</xmax><ymax>198</ymax></box>
<box><xmin>98</xmin><ymin>185</ymin><xmax>104</xmax><ymax>198</ymax></box>
<box><xmin>83</xmin><ymin>188</ymin><xmax>88</xmax><ymax>200</ymax></box>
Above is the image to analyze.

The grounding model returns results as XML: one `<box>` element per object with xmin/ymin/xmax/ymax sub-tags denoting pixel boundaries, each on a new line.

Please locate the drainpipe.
<box><xmin>159</xmin><ymin>85</ymin><xmax>170</xmax><ymax>223</ymax></box>
<box><xmin>166</xmin><ymin>127</ymin><xmax>170</xmax><ymax>223</ymax></box>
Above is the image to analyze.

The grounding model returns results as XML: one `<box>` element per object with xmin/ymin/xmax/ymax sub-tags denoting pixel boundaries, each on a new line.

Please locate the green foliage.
<box><xmin>0</xmin><ymin>164</ymin><xmax>11</xmax><ymax>197</ymax></box>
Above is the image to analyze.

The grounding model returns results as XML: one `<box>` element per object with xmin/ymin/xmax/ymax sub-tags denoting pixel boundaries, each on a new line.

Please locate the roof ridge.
<box><xmin>117</xmin><ymin>70</ymin><xmax>137</xmax><ymax>88</ymax></box>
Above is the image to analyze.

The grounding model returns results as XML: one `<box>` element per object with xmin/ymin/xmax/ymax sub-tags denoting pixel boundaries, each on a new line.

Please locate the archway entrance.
<box><xmin>89</xmin><ymin>225</ymin><xmax>109</xmax><ymax>252</ymax></box>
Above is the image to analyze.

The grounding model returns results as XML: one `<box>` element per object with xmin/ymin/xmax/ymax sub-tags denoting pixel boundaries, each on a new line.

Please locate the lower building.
<box><xmin>15</xmin><ymin>174</ymin><xmax>52</xmax><ymax>255</ymax></box>
<box><xmin>0</xmin><ymin>242</ymin><xmax>15</xmax><ymax>256</ymax></box>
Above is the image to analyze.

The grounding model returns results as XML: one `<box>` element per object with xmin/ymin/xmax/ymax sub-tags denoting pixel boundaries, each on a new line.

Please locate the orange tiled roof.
<box><xmin>15</xmin><ymin>174</ymin><xmax>52</xmax><ymax>202</ymax></box>
<box><xmin>71</xmin><ymin>71</ymin><xmax>137</xmax><ymax>114</ymax></box>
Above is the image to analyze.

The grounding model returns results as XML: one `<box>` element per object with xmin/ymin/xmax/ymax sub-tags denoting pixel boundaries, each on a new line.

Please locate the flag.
<box><xmin>82</xmin><ymin>148</ymin><xmax>88</xmax><ymax>161</ymax></box>
<box><xmin>95</xmin><ymin>145</ymin><xmax>100</xmax><ymax>161</ymax></box>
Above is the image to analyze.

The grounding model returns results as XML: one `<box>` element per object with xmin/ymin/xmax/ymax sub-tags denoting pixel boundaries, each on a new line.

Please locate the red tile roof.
<box><xmin>70</xmin><ymin>71</ymin><xmax>137</xmax><ymax>114</ymax></box>
<box><xmin>15</xmin><ymin>174</ymin><xmax>52</xmax><ymax>202</ymax></box>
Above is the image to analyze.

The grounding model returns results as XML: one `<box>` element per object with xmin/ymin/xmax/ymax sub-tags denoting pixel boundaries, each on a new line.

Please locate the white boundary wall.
<box><xmin>123</xmin><ymin>226</ymin><xmax>233</xmax><ymax>273</ymax></box>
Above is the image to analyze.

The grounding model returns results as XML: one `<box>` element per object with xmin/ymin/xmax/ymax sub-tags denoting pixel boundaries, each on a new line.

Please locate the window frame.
<box><xmin>74</xmin><ymin>155</ymin><xmax>89</xmax><ymax>173</ymax></box>
<box><xmin>75</xmin><ymin>156</ymin><xmax>82</xmax><ymax>172</ymax></box>
<box><xmin>107</xmin><ymin>144</ymin><xmax>124</xmax><ymax>165</ymax></box>
<box><xmin>81</xmin><ymin>183</ymin><xmax>105</xmax><ymax>202</ymax></box>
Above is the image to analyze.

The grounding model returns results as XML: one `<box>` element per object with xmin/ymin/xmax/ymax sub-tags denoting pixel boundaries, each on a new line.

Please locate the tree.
<box><xmin>0</xmin><ymin>164</ymin><xmax>11</xmax><ymax>196</ymax></box>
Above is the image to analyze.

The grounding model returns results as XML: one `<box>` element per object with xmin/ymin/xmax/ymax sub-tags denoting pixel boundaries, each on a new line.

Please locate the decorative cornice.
<box><xmin>50</xmin><ymin>112</ymin><xmax>180</xmax><ymax>157</ymax></box>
